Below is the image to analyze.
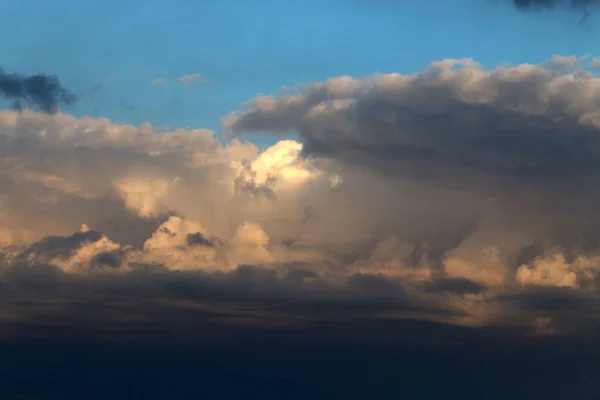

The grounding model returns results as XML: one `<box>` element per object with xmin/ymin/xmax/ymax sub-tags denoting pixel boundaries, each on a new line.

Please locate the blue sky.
<box><xmin>1</xmin><ymin>0</ymin><xmax>599</xmax><ymax>146</ymax></box>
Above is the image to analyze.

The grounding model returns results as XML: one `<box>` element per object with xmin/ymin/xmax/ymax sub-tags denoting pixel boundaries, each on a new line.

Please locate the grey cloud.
<box><xmin>0</xmin><ymin>219</ymin><xmax>481</xmax><ymax>338</ymax></box>
<box><xmin>91</xmin><ymin>251</ymin><xmax>122</xmax><ymax>268</ymax></box>
<box><xmin>508</xmin><ymin>0</ymin><xmax>600</xmax><ymax>22</ymax></box>
<box><xmin>227</xmin><ymin>62</ymin><xmax>600</xmax><ymax>186</ymax></box>
<box><xmin>499</xmin><ymin>287</ymin><xmax>600</xmax><ymax>312</ymax></box>
<box><xmin>226</xmin><ymin>60</ymin><xmax>600</xmax><ymax>253</ymax></box>
<box><xmin>424</xmin><ymin>277</ymin><xmax>487</xmax><ymax>294</ymax></box>
<box><xmin>494</xmin><ymin>287</ymin><xmax>600</xmax><ymax>334</ymax></box>
<box><xmin>511</xmin><ymin>0</ymin><xmax>600</xmax><ymax>10</ymax></box>
<box><xmin>0</xmin><ymin>257</ymin><xmax>460</xmax><ymax>340</ymax></box>
<box><xmin>0</xmin><ymin>68</ymin><xmax>76</xmax><ymax>113</ymax></box>
<box><xmin>3</xmin><ymin>245</ymin><xmax>598</xmax><ymax>350</ymax></box>
<box><xmin>19</xmin><ymin>230</ymin><xmax>103</xmax><ymax>262</ymax></box>
<box><xmin>513</xmin><ymin>241</ymin><xmax>545</xmax><ymax>268</ymax></box>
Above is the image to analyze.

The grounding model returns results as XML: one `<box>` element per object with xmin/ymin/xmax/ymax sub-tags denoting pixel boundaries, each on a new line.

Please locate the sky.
<box><xmin>3</xmin><ymin>1</ymin><xmax>600</xmax><ymax>398</ymax></box>
<box><xmin>1</xmin><ymin>0</ymin><xmax>599</xmax><ymax>140</ymax></box>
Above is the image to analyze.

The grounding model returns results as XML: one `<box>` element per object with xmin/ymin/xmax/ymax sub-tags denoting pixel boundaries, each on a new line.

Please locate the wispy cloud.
<box><xmin>179</xmin><ymin>73</ymin><xmax>207</xmax><ymax>85</ymax></box>
<box><xmin>152</xmin><ymin>77</ymin><xmax>167</xmax><ymax>87</ymax></box>
<box><xmin>151</xmin><ymin>74</ymin><xmax>207</xmax><ymax>87</ymax></box>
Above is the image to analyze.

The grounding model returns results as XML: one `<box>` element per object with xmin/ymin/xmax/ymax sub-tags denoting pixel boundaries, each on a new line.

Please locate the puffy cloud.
<box><xmin>223</xmin><ymin>56</ymin><xmax>600</xmax><ymax>333</ymax></box>
<box><xmin>226</xmin><ymin>58</ymin><xmax>600</xmax><ymax>185</ymax></box>
<box><xmin>516</xmin><ymin>248</ymin><xmax>600</xmax><ymax>288</ymax></box>
<box><xmin>226</xmin><ymin>58</ymin><xmax>600</xmax><ymax>250</ymax></box>
<box><xmin>2</xmin><ymin>57</ymin><xmax>600</xmax><ymax>340</ymax></box>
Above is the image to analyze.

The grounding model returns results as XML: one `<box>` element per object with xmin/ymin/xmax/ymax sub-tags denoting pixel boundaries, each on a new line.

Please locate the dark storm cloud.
<box><xmin>0</xmin><ymin>67</ymin><xmax>76</xmax><ymax>113</ymax></box>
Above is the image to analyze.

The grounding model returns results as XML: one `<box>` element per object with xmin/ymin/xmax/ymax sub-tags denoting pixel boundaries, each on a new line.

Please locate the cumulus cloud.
<box><xmin>2</xmin><ymin>57</ymin><xmax>600</xmax><ymax>340</ymax></box>
<box><xmin>226</xmin><ymin>58</ymin><xmax>600</xmax><ymax>183</ymax></box>
<box><xmin>0</xmin><ymin>68</ymin><xmax>75</xmax><ymax>113</ymax></box>
<box><xmin>224</xmin><ymin>56</ymin><xmax>600</xmax><ymax>333</ymax></box>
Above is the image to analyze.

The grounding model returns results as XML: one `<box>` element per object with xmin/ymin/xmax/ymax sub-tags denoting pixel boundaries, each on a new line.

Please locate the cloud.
<box><xmin>224</xmin><ymin>56</ymin><xmax>600</xmax><ymax>330</ymax></box>
<box><xmin>152</xmin><ymin>74</ymin><xmax>207</xmax><ymax>87</ymax></box>
<box><xmin>2</xmin><ymin>57</ymin><xmax>600</xmax><ymax>341</ymax></box>
<box><xmin>225</xmin><ymin>57</ymin><xmax>600</xmax><ymax>206</ymax></box>
<box><xmin>510</xmin><ymin>0</ymin><xmax>600</xmax><ymax>10</ymax></box>
<box><xmin>0</xmin><ymin>68</ymin><xmax>76</xmax><ymax>113</ymax></box>
<box><xmin>507</xmin><ymin>0</ymin><xmax>600</xmax><ymax>20</ymax></box>
<box><xmin>179</xmin><ymin>73</ymin><xmax>206</xmax><ymax>85</ymax></box>
<box><xmin>152</xmin><ymin>78</ymin><xmax>167</xmax><ymax>87</ymax></box>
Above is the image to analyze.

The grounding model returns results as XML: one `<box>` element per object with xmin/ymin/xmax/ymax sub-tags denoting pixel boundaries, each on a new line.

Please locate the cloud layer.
<box><xmin>2</xmin><ymin>57</ymin><xmax>600</xmax><ymax>340</ymax></box>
